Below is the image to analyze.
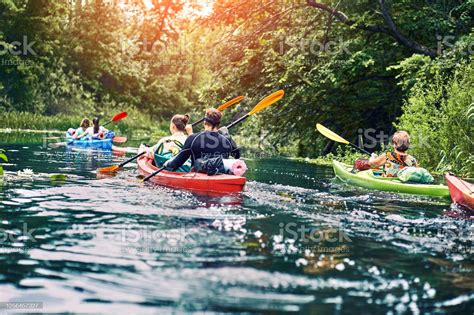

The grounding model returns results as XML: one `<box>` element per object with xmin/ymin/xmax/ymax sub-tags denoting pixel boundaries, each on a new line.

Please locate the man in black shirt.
<box><xmin>164</xmin><ymin>108</ymin><xmax>240</xmax><ymax>171</ymax></box>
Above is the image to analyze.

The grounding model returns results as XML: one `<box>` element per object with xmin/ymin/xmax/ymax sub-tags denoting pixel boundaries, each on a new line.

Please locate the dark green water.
<box><xmin>0</xmin><ymin>137</ymin><xmax>472</xmax><ymax>313</ymax></box>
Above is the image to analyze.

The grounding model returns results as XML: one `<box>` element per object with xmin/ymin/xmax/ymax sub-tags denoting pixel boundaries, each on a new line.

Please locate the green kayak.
<box><xmin>332</xmin><ymin>160</ymin><xmax>450</xmax><ymax>198</ymax></box>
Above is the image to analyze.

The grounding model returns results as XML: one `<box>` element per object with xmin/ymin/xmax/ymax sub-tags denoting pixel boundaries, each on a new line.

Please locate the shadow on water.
<box><xmin>0</xmin><ymin>138</ymin><xmax>472</xmax><ymax>313</ymax></box>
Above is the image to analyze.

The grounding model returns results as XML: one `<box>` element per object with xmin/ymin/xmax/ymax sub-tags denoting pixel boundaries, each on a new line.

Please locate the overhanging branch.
<box><xmin>306</xmin><ymin>0</ymin><xmax>439</xmax><ymax>57</ymax></box>
<box><xmin>379</xmin><ymin>0</ymin><xmax>437</xmax><ymax>57</ymax></box>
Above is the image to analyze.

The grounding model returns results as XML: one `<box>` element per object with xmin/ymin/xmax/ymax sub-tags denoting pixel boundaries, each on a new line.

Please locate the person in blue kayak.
<box><xmin>72</xmin><ymin>118</ymin><xmax>90</xmax><ymax>139</ymax></box>
<box><xmin>368</xmin><ymin>131</ymin><xmax>418</xmax><ymax>177</ymax></box>
<box><xmin>163</xmin><ymin>108</ymin><xmax>240</xmax><ymax>174</ymax></box>
<box><xmin>144</xmin><ymin>114</ymin><xmax>193</xmax><ymax>172</ymax></box>
<box><xmin>76</xmin><ymin>117</ymin><xmax>110</xmax><ymax>140</ymax></box>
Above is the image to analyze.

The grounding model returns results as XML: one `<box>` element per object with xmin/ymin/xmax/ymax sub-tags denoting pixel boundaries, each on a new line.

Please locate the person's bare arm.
<box><xmin>369</xmin><ymin>153</ymin><xmax>386</xmax><ymax>168</ymax></box>
<box><xmin>185</xmin><ymin>124</ymin><xmax>193</xmax><ymax>135</ymax></box>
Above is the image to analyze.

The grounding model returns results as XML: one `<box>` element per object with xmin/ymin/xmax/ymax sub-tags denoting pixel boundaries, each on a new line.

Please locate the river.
<box><xmin>0</xmin><ymin>134</ymin><xmax>472</xmax><ymax>313</ymax></box>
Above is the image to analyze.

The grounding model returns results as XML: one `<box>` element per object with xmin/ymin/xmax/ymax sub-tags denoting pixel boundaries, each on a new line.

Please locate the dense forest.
<box><xmin>0</xmin><ymin>0</ymin><xmax>472</xmax><ymax>175</ymax></box>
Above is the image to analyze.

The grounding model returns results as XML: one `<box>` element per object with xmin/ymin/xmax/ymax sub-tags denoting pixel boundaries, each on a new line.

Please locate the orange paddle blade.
<box><xmin>97</xmin><ymin>165</ymin><xmax>121</xmax><ymax>174</ymax></box>
<box><xmin>249</xmin><ymin>90</ymin><xmax>285</xmax><ymax>116</ymax></box>
<box><xmin>217</xmin><ymin>96</ymin><xmax>245</xmax><ymax>112</ymax></box>
<box><xmin>111</xmin><ymin>112</ymin><xmax>128</xmax><ymax>122</ymax></box>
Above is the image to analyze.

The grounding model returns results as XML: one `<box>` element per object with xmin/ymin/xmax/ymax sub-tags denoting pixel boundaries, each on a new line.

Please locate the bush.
<box><xmin>396</xmin><ymin>59</ymin><xmax>474</xmax><ymax>176</ymax></box>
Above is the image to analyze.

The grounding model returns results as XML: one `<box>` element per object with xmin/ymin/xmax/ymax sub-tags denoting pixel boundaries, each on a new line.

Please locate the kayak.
<box><xmin>445</xmin><ymin>173</ymin><xmax>474</xmax><ymax>210</ymax></box>
<box><xmin>66</xmin><ymin>133</ymin><xmax>113</xmax><ymax>150</ymax></box>
<box><xmin>137</xmin><ymin>155</ymin><xmax>246</xmax><ymax>194</ymax></box>
<box><xmin>333</xmin><ymin>160</ymin><xmax>450</xmax><ymax>197</ymax></box>
<box><xmin>66</xmin><ymin>137</ymin><xmax>113</xmax><ymax>150</ymax></box>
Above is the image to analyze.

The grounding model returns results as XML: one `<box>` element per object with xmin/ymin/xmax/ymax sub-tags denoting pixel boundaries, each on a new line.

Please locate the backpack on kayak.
<box><xmin>154</xmin><ymin>139</ymin><xmax>191</xmax><ymax>173</ymax></box>
<box><xmin>398</xmin><ymin>167</ymin><xmax>434</xmax><ymax>184</ymax></box>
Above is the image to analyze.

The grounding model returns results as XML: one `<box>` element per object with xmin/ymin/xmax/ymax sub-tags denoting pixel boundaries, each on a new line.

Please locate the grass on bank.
<box><xmin>0</xmin><ymin>111</ymin><xmax>170</xmax><ymax>141</ymax></box>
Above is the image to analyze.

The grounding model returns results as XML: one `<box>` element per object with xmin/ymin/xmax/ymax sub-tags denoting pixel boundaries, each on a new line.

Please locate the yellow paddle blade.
<box><xmin>217</xmin><ymin>96</ymin><xmax>245</xmax><ymax>112</ymax></box>
<box><xmin>97</xmin><ymin>165</ymin><xmax>120</xmax><ymax>174</ymax></box>
<box><xmin>316</xmin><ymin>123</ymin><xmax>350</xmax><ymax>145</ymax></box>
<box><xmin>249</xmin><ymin>90</ymin><xmax>285</xmax><ymax>116</ymax></box>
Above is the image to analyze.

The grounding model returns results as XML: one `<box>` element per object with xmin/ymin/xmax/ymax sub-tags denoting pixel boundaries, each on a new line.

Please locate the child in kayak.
<box><xmin>369</xmin><ymin>131</ymin><xmax>418</xmax><ymax>177</ymax></box>
<box><xmin>72</xmin><ymin>118</ymin><xmax>90</xmax><ymax>139</ymax></box>
<box><xmin>144</xmin><ymin>114</ymin><xmax>193</xmax><ymax>172</ymax></box>
<box><xmin>164</xmin><ymin>109</ymin><xmax>240</xmax><ymax>173</ymax></box>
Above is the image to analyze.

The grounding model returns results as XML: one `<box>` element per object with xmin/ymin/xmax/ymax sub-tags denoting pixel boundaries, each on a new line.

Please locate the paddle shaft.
<box><xmin>143</xmin><ymin>167</ymin><xmax>165</xmax><ymax>182</ymax></box>
<box><xmin>102</xmin><ymin>120</ymin><xmax>113</xmax><ymax>127</ymax></box>
<box><xmin>226</xmin><ymin>114</ymin><xmax>249</xmax><ymax>129</ymax></box>
<box><xmin>349</xmin><ymin>142</ymin><xmax>371</xmax><ymax>156</ymax></box>
<box><xmin>119</xmin><ymin>151</ymin><xmax>145</xmax><ymax>168</ymax></box>
<box><xmin>191</xmin><ymin>118</ymin><xmax>205</xmax><ymax>127</ymax></box>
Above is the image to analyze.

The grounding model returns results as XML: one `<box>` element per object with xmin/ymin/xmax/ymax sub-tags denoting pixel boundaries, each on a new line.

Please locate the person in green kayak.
<box><xmin>72</xmin><ymin>118</ymin><xmax>90</xmax><ymax>139</ymax></box>
<box><xmin>144</xmin><ymin>114</ymin><xmax>193</xmax><ymax>172</ymax></box>
<box><xmin>368</xmin><ymin>130</ymin><xmax>418</xmax><ymax>177</ymax></box>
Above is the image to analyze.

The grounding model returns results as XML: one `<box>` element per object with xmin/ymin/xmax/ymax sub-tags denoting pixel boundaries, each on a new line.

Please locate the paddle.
<box><xmin>103</xmin><ymin>112</ymin><xmax>128</xmax><ymax>127</ymax></box>
<box><xmin>97</xmin><ymin>99</ymin><xmax>243</xmax><ymax>175</ymax></box>
<box><xmin>142</xmin><ymin>90</ymin><xmax>285</xmax><ymax>182</ymax></box>
<box><xmin>191</xmin><ymin>96</ymin><xmax>245</xmax><ymax>127</ymax></box>
<box><xmin>227</xmin><ymin>90</ymin><xmax>285</xmax><ymax>129</ymax></box>
<box><xmin>316</xmin><ymin>123</ymin><xmax>371</xmax><ymax>155</ymax></box>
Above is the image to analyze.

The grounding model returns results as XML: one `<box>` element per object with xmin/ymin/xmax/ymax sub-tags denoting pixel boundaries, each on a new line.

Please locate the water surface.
<box><xmin>0</xmin><ymin>139</ymin><xmax>472</xmax><ymax>313</ymax></box>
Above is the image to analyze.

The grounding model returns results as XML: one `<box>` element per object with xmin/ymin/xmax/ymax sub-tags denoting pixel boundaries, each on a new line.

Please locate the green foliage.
<box><xmin>201</xmin><ymin>0</ymin><xmax>473</xmax><ymax>158</ymax></box>
<box><xmin>0</xmin><ymin>0</ymin><xmax>472</xmax><ymax>171</ymax></box>
<box><xmin>396</xmin><ymin>58</ymin><xmax>474</xmax><ymax>176</ymax></box>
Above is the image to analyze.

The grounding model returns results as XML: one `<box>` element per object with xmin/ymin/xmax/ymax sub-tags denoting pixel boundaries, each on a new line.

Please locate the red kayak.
<box><xmin>137</xmin><ymin>155</ymin><xmax>246</xmax><ymax>194</ymax></box>
<box><xmin>445</xmin><ymin>173</ymin><xmax>474</xmax><ymax>210</ymax></box>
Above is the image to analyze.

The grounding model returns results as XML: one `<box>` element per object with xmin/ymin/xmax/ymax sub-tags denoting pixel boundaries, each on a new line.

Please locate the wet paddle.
<box><xmin>316</xmin><ymin>123</ymin><xmax>371</xmax><ymax>155</ymax></box>
<box><xmin>97</xmin><ymin>98</ymin><xmax>243</xmax><ymax>175</ymax></box>
<box><xmin>142</xmin><ymin>90</ymin><xmax>285</xmax><ymax>182</ymax></box>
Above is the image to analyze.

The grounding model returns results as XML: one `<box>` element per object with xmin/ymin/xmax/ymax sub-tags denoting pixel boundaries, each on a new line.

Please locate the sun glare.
<box><xmin>191</xmin><ymin>0</ymin><xmax>214</xmax><ymax>17</ymax></box>
<box><xmin>122</xmin><ymin>0</ymin><xmax>214</xmax><ymax>17</ymax></box>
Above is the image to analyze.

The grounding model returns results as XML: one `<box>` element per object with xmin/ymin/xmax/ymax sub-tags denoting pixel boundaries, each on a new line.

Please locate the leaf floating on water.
<box><xmin>50</xmin><ymin>174</ymin><xmax>68</xmax><ymax>180</ymax></box>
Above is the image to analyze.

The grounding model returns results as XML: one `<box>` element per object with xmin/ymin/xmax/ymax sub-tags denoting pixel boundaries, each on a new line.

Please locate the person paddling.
<box><xmin>145</xmin><ymin>114</ymin><xmax>193</xmax><ymax>172</ymax></box>
<box><xmin>163</xmin><ymin>109</ymin><xmax>240</xmax><ymax>173</ymax></box>
<box><xmin>73</xmin><ymin>118</ymin><xmax>90</xmax><ymax>139</ymax></box>
<box><xmin>369</xmin><ymin>131</ymin><xmax>418</xmax><ymax>177</ymax></box>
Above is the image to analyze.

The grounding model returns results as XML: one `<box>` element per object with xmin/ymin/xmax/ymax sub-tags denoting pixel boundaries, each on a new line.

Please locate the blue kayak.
<box><xmin>66</xmin><ymin>133</ymin><xmax>114</xmax><ymax>150</ymax></box>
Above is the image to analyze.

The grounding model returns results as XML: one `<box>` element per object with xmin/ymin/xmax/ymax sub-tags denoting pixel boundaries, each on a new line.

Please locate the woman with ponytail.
<box><xmin>145</xmin><ymin>114</ymin><xmax>193</xmax><ymax>171</ymax></box>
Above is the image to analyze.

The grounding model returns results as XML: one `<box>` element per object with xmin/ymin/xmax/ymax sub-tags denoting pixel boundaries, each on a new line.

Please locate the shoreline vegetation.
<box><xmin>0</xmin><ymin>1</ymin><xmax>472</xmax><ymax>176</ymax></box>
